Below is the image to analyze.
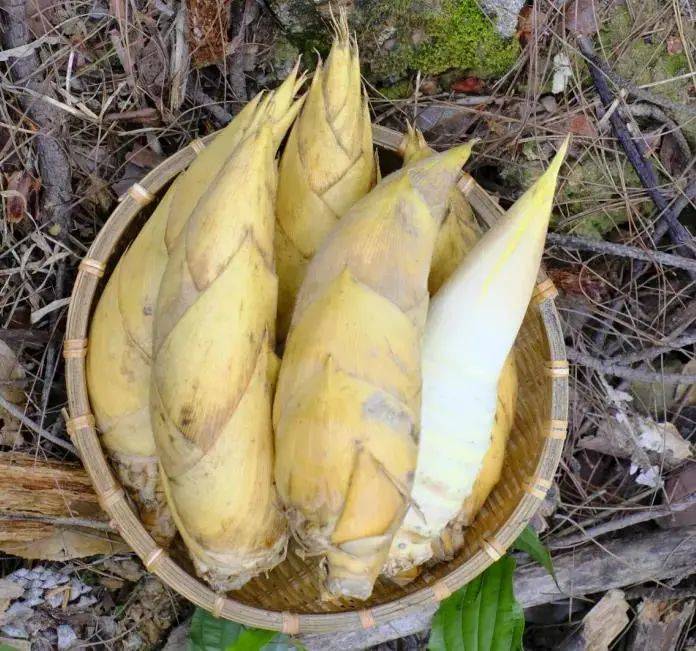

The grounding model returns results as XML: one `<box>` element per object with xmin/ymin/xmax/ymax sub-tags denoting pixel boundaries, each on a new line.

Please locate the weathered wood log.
<box><xmin>0</xmin><ymin>452</ymin><xmax>125</xmax><ymax>560</ymax></box>
<box><xmin>300</xmin><ymin>526</ymin><xmax>696</xmax><ymax>650</ymax></box>
<box><xmin>628</xmin><ymin>599</ymin><xmax>696</xmax><ymax>651</ymax></box>
<box><xmin>558</xmin><ymin>590</ymin><xmax>629</xmax><ymax>651</ymax></box>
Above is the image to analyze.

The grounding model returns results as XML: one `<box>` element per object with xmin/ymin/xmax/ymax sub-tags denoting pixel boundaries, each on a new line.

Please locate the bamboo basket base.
<box><xmin>64</xmin><ymin>124</ymin><xmax>567</xmax><ymax>633</ymax></box>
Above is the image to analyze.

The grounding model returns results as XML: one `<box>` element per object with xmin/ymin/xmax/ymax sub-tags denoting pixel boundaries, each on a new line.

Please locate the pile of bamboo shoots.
<box><xmin>86</xmin><ymin>19</ymin><xmax>568</xmax><ymax>599</ymax></box>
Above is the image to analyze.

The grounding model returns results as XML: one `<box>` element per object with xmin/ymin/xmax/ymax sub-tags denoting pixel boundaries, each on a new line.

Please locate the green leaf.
<box><xmin>428</xmin><ymin>556</ymin><xmax>524</xmax><ymax>651</ymax></box>
<box><xmin>0</xmin><ymin>644</ymin><xmax>23</xmax><ymax>651</ymax></box>
<box><xmin>232</xmin><ymin>629</ymin><xmax>278</xmax><ymax>651</ymax></box>
<box><xmin>187</xmin><ymin>608</ymin><xmax>288</xmax><ymax>651</ymax></box>
<box><xmin>512</xmin><ymin>526</ymin><xmax>555</xmax><ymax>580</ymax></box>
<box><xmin>188</xmin><ymin>609</ymin><xmax>244</xmax><ymax>650</ymax></box>
<box><xmin>510</xmin><ymin>601</ymin><xmax>525</xmax><ymax>651</ymax></box>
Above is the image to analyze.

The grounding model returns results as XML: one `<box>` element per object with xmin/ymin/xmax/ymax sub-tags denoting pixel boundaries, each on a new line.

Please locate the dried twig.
<box><xmin>546</xmin><ymin>232</ymin><xmax>696</xmax><ymax>273</ymax></box>
<box><xmin>576</xmin><ymin>35</ymin><xmax>695</xmax><ymax>261</ymax></box>
<box><xmin>568</xmin><ymin>348</ymin><xmax>696</xmax><ymax>384</ymax></box>
<box><xmin>610</xmin><ymin>334</ymin><xmax>696</xmax><ymax>365</ymax></box>
<box><xmin>186</xmin><ymin>87</ymin><xmax>233</xmax><ymax>126</ymax></box>
<box><xmin>549</xmin><ymin>492</ymin><xmax>696</xmax><ymax>549</ymax></box>
<box><xmin>0</xmin><ymin>393</ymin><xmax>76</xmax><ymax>454</ymax></box>
<box><xmin>653</xmin><ymin>177</ymin><xmax>696</xmax><ymax>245</ymax></box>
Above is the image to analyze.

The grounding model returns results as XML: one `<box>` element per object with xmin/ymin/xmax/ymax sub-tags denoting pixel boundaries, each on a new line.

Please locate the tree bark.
<box><xmin>0</xmin><ymin>452</ymin><xmax>124</xmax><ymax>560</ymax></box>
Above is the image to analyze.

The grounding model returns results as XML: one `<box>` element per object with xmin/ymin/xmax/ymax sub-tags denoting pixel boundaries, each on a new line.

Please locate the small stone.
<box><xmin>419</xmin><ymin>77</ymin><xmax>439</xmax><ymax>96</ymax></box>
<box><xmin>1</xmin><ymin>624</ymin><xmax>28</xmax><ymax>639</ymax></box>
<box><xmin>540</xmin><ymin>94</ymin><xmax>558</xmax><ymax>113</ymax></box>
<box><xmin>667</xmin><ymin>35</ymin><xmax>683</xmax><ymax>54</ymax></box>
<box><xmin>0</xmin><ymin>579</ymin><xmax>23</xmax><ymax>600</ymax></box>
<box><xmin>68</xmin><ymin>580</ymin><xmax>89</xmax><ymax>601</ymax></box>
<box><xmin>383</xmin><ymin>38</ymin><xmax>397</xmax><ymax>51</ymax></box>
<box><xmin>73</xmin><ymin>595</ymin><xmax>97</xmax><ymax>610</ymax></box>
<box><xmin>5</xmin><ymin>602</ymin><xmax>32</xmax><ymax>621</ymax></box>
<box><xmin>41</xmin><ymin>576</ymin><xmax>59</xmax><ymax>590</ymax></box>
<box><xmin>26</xmin><ymin>588</ymin><xmax>44</xmax><ymax>601</ymax></box>
<box><xmin>56</xmin><ymin>625</ymin><xmax>77</xmax><ymax>650</ymax></box>
<box><xmin>46</xmin><ymin>590</ymin><xmax>65</xmax><ymax>609</ymax></box>
<box><xmin>480</xmin><ymin>0</ymin><xmax>526</xmax><ymax>37</ymax></box>
<box><xmin>97</xmin><ymin>616</ymin><xmax>118</xmax><ymax>637</ymax></box>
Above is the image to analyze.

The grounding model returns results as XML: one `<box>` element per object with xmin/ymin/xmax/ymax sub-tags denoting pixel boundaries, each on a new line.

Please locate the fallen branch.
<box><xmin>0</xmin><ymin>394</ymin><xmax>76</xmax><ymax>453</ymax></box>
<box><xmin>653</xmin><ymin>177</ymin><xmax>696</xmax><ymax>245</ymax></box>
<box><xmin>546</xmin><ymin>232</ymin><xmax>696</xmax><ymax>273</ymax></box>
<box><xmin>549</xmin><ymin>492</ymin><xmax>696</xmax><ymax>550</ymax></box>
<box><xmin>576</xmin><ymin>35</ymin><xmax>695</xmax><ymax>262</ymax></box>
<box><xmin>567</xmin><ymin>348</ymin><xmax>696</xmax><ymax>384</ymax></box>
<box><xmin>187</xmin><ymin>87</ymin><xmax>233</xmax><ymax>126</ymax></box>
<box><xmin>300</xmin><ymin>526</ymin><xmax>696</xmax><ymax>649</ymax></box>
<box><xmin>609</xmin><ymin>334</ymin><xmax>696</xmax><ymax>365</ymax></box>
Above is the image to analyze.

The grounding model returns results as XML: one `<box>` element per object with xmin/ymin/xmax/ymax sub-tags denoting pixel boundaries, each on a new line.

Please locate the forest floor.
<box><xmin>1</xmin><ymin>0</ymin><xmax>695</xmax><ymax>648</ymax></box>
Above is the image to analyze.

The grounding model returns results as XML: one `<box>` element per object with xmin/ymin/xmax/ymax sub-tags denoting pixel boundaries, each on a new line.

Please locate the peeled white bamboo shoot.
<box><xmin>388</xmin><ymin>138</ymin><xmax>568</xmax><ymax>574</ymax></box>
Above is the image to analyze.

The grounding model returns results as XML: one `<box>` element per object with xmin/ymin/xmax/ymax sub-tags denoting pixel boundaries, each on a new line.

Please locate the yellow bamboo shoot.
<box><xmin>273</xmin><ymin>144</ymin><xmax>473</xmax><ymax>599</ymax></box>
<box><xmin>275</xmin><ymin>17</ymin><xmax>375</xmax><ymax>341</ymax></box>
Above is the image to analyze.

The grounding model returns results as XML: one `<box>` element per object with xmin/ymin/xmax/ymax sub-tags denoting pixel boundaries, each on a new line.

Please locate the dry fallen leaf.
<box><xmin>450</xmin><ymin>76</ymin><xmax>484</xmax><ymax>94</ymax></box>
<box><xmin>579</xmin><ymin>410</ymin><xmax>692</xmax><ymax>480</ymax></box>
<box><xmin>660</xmin><ymin>133</ymin><xmax>688</xmax><ymax>176</ymax></box>
<box><xmin>26</xmin><ymin>0</ymin><xmax>62</xmax><ymax>38</ymax></box>
<box><xmin>552</xmin><ymin>53</ymin><xmax>572</xmax><ymax>94</ymax></box>
<box><xmin>414</xmin><ymin>105</ymin><xmax>475</xmax><ymax>142</ymax></box>
<box><xmin>567</xmin><ymin>113</ymin><xmax>598</xmax><ymax>137</ymax></box>
<box><xmin>3</xmin><ymin>171</ymin><xmax>40</xmax><ymax>223</ymax></box>
<box><xmin>187</xmin><ymin>0</ymin><xmax>232</xmax><ymax>67</ymax></box>
<box><xmin>675</xmin><ymin>360</ymin><xmax>696</xmax><ymax>406</ymax></box>
<box><xmin>516</xmin><ymin>5</ymin><xmax>546</xmax><ymax>47</ymax></box>
<box><xmin>126</xmin><ymin>145</ymin><xmax>166</xmax><ymax>170</ymax></box>
<box><xmin>565</xmin><ymin>0</ymin><xmax>599</xmax><ymax>37</ymax></box>
<box><xmin>666</xmin><ymin>35</ymin><xmax>683</xmax><ymax>55</ymax></box>
<box><xmin>547</xmin><ymin>268</ymin><xmax>606</xmax><ymax>302</ymax></box>
<box><xmin>0</xmin><ymin>339</ymin><xmax>26</xmax><ymax>443</ymax></box>
<box><xmin>661</xmin><ymin>465</ymin><xmax>696</xmax><ymax>528</ymax></box>
<box><xmin>0</xmin><ymin>525</ymin><xmax>127</xmax><ymax>561</ymax></box>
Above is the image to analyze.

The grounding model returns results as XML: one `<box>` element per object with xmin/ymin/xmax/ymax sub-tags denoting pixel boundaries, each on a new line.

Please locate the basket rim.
<box><xmin>63</xmin><ymin>123</ymin><xmax>568</xmax><ymax>634</ymax></box>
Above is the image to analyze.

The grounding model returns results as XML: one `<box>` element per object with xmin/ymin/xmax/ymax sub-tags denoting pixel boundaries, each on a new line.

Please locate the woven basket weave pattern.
<box><xmin>64</xmin><ymin>124</ymin><xmax>567</xmax><ymax>633</ymax></box>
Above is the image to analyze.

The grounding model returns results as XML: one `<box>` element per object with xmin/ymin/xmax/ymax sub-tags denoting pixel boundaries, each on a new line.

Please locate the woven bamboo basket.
<box><xmin>63</xmin><ymin>123</ymin><xmax>568</xmax><ymax>635</ymax></box>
